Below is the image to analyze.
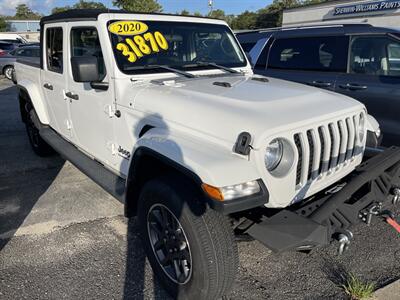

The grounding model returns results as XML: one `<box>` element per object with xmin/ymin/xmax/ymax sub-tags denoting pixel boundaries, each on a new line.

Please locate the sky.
<box><xmin>0</xmin><ymin>0</ymin><xmax>273</xmax><ymax>16</ymax></box>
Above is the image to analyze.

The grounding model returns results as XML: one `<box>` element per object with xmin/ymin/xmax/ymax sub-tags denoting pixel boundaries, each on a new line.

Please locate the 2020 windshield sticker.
<box><xmin>109</xmin><ymin>20</ymin><xmax>169</xmax><ymax>63</ymax></box>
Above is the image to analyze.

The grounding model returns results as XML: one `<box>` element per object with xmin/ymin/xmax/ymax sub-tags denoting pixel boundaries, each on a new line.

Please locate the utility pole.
<box><xmin>208</xmin><ymin>0</ymin><xmax>213</xmax><ymax>13</ymax></box>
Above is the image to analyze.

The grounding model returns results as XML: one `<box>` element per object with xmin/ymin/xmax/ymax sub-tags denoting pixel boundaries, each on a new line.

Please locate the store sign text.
<box><xmin>334</xmin><ymin>0</ymin><xmax>400</xmax><ymax>15</ymax></box>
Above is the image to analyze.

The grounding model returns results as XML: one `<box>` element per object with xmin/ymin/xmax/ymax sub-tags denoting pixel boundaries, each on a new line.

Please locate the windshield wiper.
<box><xmin>126</xmin><ymin>65</ymin><xmax>196</xmax><ymax>79</ymax></box>
<box><xmin>183</xmin><ymin>62</ymin><xmax>240</xmax><ymax>74</ymax></box>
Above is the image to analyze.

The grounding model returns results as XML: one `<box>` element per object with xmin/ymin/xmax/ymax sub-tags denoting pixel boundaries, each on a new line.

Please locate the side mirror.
<box><xmin>71</xmin><ymin>56</ymin><xmax>100</xmax><ymax>83</ymax></box>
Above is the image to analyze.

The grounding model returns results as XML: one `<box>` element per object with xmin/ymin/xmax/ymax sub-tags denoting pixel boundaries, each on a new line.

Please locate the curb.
<box><xmin>373</xmin><ymin>280</ymin><xmax>400</xmax><ymax>300</ymax></box>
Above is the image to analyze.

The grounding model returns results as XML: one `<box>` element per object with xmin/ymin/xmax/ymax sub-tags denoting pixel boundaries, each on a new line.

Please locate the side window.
<box><xmin>46</xmin><ymin>27</ymin><xmax>63</xmax><ymax>73</ymax></box>
<box><xmin>350</xmin><ymin>36</ymin><xmax>400</xmax><ymax>77</ymax></box>
<box><xmin>20</xmin><ymin>49</ymin><xmax>32</xmax><ymax>57</ymax></box>
<box><xmin>241</xmin><ymin>42</ymin><xmax>257</xmax><ymax>53</ymax></box>
<box><xmin>70</xmin><ymin>27</ymin><xmax>106</xmax><ymax>80</ymax></box>
<box><xmin>14</xmin><ymin>49</ymin><xmax>25</xmax><ymax>56</ymax></box>
<box><xmin>267</xmin><ymin>36</ymin><xmax>348</xmax><ymax>72</ymax></box>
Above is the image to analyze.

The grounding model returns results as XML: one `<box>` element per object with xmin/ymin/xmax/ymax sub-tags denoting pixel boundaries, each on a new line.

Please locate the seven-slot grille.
<box><xmin>294</xmin><ymin>113</ymin><xmax>364</xmax><ymax>187</ymax></box>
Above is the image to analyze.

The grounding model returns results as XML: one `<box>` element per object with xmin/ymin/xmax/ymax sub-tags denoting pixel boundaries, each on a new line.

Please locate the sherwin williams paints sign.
<box><xmin>334</xmin><ymin>0</ymin><xmax>400</xmax><ymax>15</ymax></box>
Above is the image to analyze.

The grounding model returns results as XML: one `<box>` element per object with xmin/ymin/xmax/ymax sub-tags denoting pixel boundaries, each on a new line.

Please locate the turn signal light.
<box><xmin>202</xmin><ymin>180</ymin><xmax>261</xmax><ymax>201</ymax></box>
<box><xmin>202</xmin><ymin>183</ymin><xmax>224</xmax><ymax>201</ymax></box>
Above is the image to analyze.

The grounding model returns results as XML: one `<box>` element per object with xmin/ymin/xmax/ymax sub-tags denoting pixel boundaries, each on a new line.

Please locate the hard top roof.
<box><xmin>235</xmin><ymin>23</ymin><xmax>399</xmax><ymax>37</ymax></box>
<box><xmin>40</xmin><ymin>9</ymin><xmax>217</xmax><ymax>25</ymax></box>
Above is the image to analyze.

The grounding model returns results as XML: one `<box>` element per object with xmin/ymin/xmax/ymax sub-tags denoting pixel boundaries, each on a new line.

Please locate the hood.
<box><xmin>133</xmin><ymin>74</ymin><xmax>365</xmax><ymax>147</ymax></box>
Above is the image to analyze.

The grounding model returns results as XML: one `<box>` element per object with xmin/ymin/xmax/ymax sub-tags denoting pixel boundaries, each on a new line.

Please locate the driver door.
<box><xmin>66</xmin><ymin>22</ymin><xmax>115</xmax><ymax>165</ymax></box>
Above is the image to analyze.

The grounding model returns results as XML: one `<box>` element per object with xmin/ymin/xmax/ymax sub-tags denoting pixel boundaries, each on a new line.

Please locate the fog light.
<box><xmin>202</xmin><ymin>180</ymin><xmax>261</xmax><ymax>201</ymax></box>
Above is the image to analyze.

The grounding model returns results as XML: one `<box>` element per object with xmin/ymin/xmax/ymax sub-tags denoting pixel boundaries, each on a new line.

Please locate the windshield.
<box><xmin>108</xmin><ymin>20</ymin><xmax>246</xmax><ymax>74</ymax></box>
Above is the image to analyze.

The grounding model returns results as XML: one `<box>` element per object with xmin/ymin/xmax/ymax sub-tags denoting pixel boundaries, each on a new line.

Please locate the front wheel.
<box><xmin>3</xmin><ymin>66</ymin><xmax>13</xmax><ymax>80</ymax></box>
<box><xmin>137</xmin><ymin>176</ymin><xmax>238</xmax><ymax>299</ymax></box>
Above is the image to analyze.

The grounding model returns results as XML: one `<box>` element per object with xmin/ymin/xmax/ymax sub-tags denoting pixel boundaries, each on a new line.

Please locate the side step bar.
<box><xmin>40</xmin><ymin>128</ymin><xmax>126</xmax><ymax>203</ymax></box>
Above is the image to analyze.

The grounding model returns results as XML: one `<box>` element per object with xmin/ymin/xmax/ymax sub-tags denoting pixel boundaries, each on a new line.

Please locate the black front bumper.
<box><xmin>246</xmin><ymin>147</ymin><xmax>400</xmax><ymax>253</ymax></box>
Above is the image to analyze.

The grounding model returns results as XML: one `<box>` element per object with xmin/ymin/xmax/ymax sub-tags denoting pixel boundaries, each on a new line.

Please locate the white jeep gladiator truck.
<box><xmin>15</xmin><ymin>9</ymin><xmax>400</xmax><ymax>299</ymax></box>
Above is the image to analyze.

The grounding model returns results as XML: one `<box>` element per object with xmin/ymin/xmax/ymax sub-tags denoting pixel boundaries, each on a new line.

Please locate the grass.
<box><xmin>342</xmin><ymin>273</ymin><xmax>376</xmax><ymax>300</ymax></box>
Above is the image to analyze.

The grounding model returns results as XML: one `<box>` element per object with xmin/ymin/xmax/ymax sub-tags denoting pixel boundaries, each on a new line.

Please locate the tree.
<box><xmin>52</xmin><ymin>0</ymin><xmax>107</xmax><ymax>14</ymax></box>
<box><xmin>193</xmin><ymin>11</ymin><xmax>203</xmax><ymax>17</ymax></box>
<box><xmin>207</xmin><ymin>9</ymin><xmax>226</xmax><ymax>20</ymax></box>
<box><xmin>113</xmin><ymin>0</ymin><xmax>163</xmax><ymax>13</ymax></box>
<box><xmin>179</xmin><ymin>9</ymin><xmax>190</xmax><ymax>16</ymax></box>
<box><xmin>254</xmin><ymin>0</ymin><xmax>300</xmax><ymax>28</ymax></box>
<box><xmin>14</xmin><ymin>4</ymin><xmax>41</xmax><ymax>19</ymax></box>
<box><xmin>73</xmin><ymin>0</ymin><xmax>106</xmax><ymax>9</ymax></box>
<box><xmin>230</xmin><ymin>11</ymin><xmax>257</xmax><ymax>30</ymax></box>
<box><xmin>0</xmin><ymin>17</ymin><xmax>7</xmax><ymax>32</ymax></box>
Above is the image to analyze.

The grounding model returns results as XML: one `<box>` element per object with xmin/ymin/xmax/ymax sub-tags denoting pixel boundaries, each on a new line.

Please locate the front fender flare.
<box><xmin>124</xmin><ymin>128</ymin><xmax>266</xmax><ymax>215</ymax></box>
<box><xmin>130</xmin><ymin>128</ymin><xmax>262</xmax><ymax>188</ymax></box>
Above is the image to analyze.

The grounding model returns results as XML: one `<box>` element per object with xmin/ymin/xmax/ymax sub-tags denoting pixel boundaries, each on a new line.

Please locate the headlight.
<box><xmin>358</xmin><ymin>114</ymin><xmax>366</xmax><ymax>142</ymax></box>
<box><xmin>265</xmin><ymin>139</ymin><xmax>283</xmax><ymax>171</ymax></box>
<box><xmin>202</xmin><ymin>180</ymin><xmax>261</xmax><ymax>201</ymax></box>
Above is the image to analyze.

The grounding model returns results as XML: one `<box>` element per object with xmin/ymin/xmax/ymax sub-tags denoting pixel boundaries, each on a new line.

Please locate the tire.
<box><xmin>3</xmin><ymin>66</ymin><xmax>13</xmax><ymax>80</ymax></box>
<box><xmin>137</xmin><ymin>176</ymin><xmax>238</xmax><ymax>300</ymax></box>
<box><xmin>25</xmin><ymin>108</ymin><xmax>54</xmax><ymax>157</ymax></box>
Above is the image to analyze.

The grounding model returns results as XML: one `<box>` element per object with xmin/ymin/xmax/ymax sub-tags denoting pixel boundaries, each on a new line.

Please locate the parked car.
<box><xmin>15</xmin><ymin>10</ymin><xmax>400</xmax><ymax>299</ymax></box>
<box><xmin>0</xmin><ymin>46</ymin><xmax>40</xmax><ymax>79</ymax></box>
<box><xmin>0</xmin><ymin>41</ymin><xmax>19</xmax><ymax>56</ymax></box>
<box><xmin>236</xmin><ymin>24</ymin><xmax>400</xmax><ymax>146</ymax></box>
<box><xmin>0</xmin><ymin>33</ymin><xmax>29</xmax><ymax>44</ymax></box>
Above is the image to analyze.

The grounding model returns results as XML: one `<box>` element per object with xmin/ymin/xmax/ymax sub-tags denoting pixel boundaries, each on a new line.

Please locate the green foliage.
<box><xmin>230</xmin><ymin>11</ymin><xmax>257</xmax><ymax>30</ymax></box>
<box><xmin>52</xmin><ymin>0</ymin><xmax>106</xmax><ymax>14</ymax></box>
<box><xmin>73</xmin><ymin>0</ymin><xmax>107</xmax><ymax>9</ymax></box>
<box><xmin>14</xmin><ymin>4</ymin><xmax>41</xmax><ymax>20</ymax></box>
<box><xmin>207</xmin><ymin>9</ymin><xmax>226</xmax><ymax>20</ymax></box>
<box><xmin>179</xmin><ymin>9</ymin><xmax>190</xmax><ymax>16</ymax></box>
<box><xmin>0</xmin><ymin>17</ymin><xmax>7</xmax><ymax>32</ymax></box>
<box><xmin>228</xmin><ymin>0</ymin><xmax>330</xmax><ymax>29</ymax></box>
<box><xmin>113</xmin><ymin>0</ymin><xmax>163</xmax><ymax>13</ymax></box>
<box><xmin>342</xmin><ymin>273</ymin><xmax>375</xmax><ymax>300</ymax></box>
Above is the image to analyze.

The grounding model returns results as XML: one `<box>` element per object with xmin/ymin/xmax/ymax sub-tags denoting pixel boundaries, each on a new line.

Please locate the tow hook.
<box><xmin>391</xmin><ymin>187</ymin><xmax>400</xmax><ymax>205</ymax></box>
<box><xmin>336</xmin><ymin>230</ymin><xmax>353</xmax><ymax>255</ymax></box>
<box><xmin>359</xmin><ymin>202</ymin><xmax>382</xmax><ymax>225</ymax></box>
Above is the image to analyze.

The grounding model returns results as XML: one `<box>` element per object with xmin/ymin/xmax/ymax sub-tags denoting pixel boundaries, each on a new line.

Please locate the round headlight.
<box><xmin>358</xmin><ymin>114</ymin><xmax>366</xmax><ymax>142</ymax></box>
<box><xmin>265</xmin><ymin>139</ymin><xmax>283</xmax><ymax>171</ymax></box>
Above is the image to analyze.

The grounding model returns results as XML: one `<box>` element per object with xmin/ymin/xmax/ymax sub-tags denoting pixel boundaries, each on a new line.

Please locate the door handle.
<box><xmin>339</xmin><ymin>83</ymin><xmax>368</xmax><ymax>91</ymax></box>
<box><xmin>65</xmin><ymin>91</ymin><xmax>79</xmax><ymax>100</ymax></box>
<box><xmin>43</xmin><ymin>83</ymin><xmax>53</xmax><ymax>90</ymax></box>
<box><xmin>309</xmin><ymin>81</ymin><xmax>332</xmax><ymax>88</ymax></box>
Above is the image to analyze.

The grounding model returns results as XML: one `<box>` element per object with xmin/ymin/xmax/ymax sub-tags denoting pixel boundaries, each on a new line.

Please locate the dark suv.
<box><xmin>237</xmin><ymin>24</ymin><xmax>400</xmax><ymax>146</ymax></box>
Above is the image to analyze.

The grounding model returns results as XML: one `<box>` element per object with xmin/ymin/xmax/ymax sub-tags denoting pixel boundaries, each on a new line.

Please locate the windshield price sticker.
<box><xmin>108</xmin><ymin>21</ymin><xmax>148</xmax><ymax>36</ymax></box>
<box><xmin>116</xmin><ymin>32</ymin><xmax>169</xmax><ymax>63</ymax></box>
<box><xmin>109</xmin><ymin>21</ymin><xmax>169</xmax><ymax>63</ymax></box>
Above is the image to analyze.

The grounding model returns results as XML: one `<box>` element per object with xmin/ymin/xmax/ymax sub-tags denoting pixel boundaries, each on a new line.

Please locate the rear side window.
<box><xmin>350</xmin><ymin>36</ymin><xmax>400</xmax><ymax>77</ymax></box>
<box><xmin>0</xmin><ymin>43</ymin><xmax>15</xmax><ymax>51</ymax></box>
<box><xmin>268</xmin><ymin>36</ymin><xmax>349</xmax><ymax>72</ymax></box>
<box><xmin>46</xmin><ymin>27</ymin><xmax>63</xmax><ymax>73</ymax></box>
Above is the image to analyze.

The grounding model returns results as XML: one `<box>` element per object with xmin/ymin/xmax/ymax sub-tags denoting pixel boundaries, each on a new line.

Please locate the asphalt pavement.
<box><xmin>0</xmin><ymin>77</ymin><xmax>399</xmax><ymax>299</ymax></box>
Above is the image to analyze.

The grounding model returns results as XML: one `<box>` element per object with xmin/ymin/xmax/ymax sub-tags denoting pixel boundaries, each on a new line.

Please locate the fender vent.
<box><xmin>213</xmin><ymin>81</ymin><xmax>231</xmax><ymax>88</ymax></box>
<box><xmin>251</xmin><ymin>77</ymin><xmax>269</xmax><ymax>83</ymax></box>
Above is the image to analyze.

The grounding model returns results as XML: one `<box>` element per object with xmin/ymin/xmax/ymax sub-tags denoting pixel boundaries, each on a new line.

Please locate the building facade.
<box><xmin>283</xmin><ymin>0</ymin><xmax>400</xmax><ymax>27</ymax></box>
<box><xmin>4</xmin><ymin>20</ymin><xmax>40</xmax><ymax>42</ymax></box>
<box><xmin>6</xmin><ymin>20</ymin><xmax>40</xmax><ymax>32</ymax></box>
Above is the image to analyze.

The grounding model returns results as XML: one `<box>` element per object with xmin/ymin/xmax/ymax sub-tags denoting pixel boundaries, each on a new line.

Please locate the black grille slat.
<box><xmin>294</xmin><ymin>134</ymin><xmax>302</xmax><ymax>186</ymax></box>
<box><xmin>318</xmin><ymin>127</ymin><xmax>325</xmax><ymax>174</ymax></box>
<box><xmin>307</xmin><ymin>130</ymin><xmax>314</xmax><ymax>180</ymax></box>
<box><xmin>328</xmin><ymin>124</ymin><xmax>335</xmax><ymax>169</ymax></box>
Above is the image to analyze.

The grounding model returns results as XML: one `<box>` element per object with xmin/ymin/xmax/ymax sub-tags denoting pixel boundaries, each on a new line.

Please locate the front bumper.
<box><xmin>246</xmin><ymin>147</ymin><xmax>400</xmax><ymax>253</ymax></box>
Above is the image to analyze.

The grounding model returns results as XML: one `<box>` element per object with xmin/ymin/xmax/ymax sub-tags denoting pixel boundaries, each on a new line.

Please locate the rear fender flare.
<box><xmin>18</xmin><ymin>79</ymin><xmax>49</xmax><ymax>125</ymax></box>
